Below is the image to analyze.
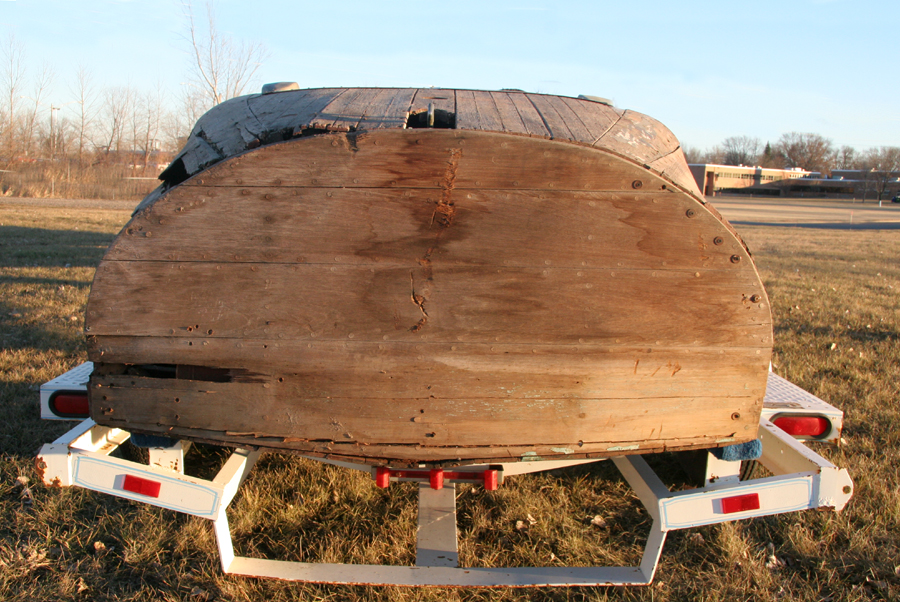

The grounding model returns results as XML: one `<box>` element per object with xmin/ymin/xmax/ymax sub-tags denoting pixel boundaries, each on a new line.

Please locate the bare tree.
<box><xmin>182</xmin><ymin>0</ymin><xmax>268</xmax><ymax>109</ymax></box>
<box><xmin>776</xmin><ymin>132</ymin><xmax>835</xmax><ymax>174</ymax></box>
<box><xmin>162</xmin><ymin>87</ymin><xmax>206</xmax><ymax>152</ymax></box>
<box><xmin>721</xmin><ymin>136</ymin><xmax>761</xmax><ymax>166</ymax></box>
<box><xmin>1</xmin><ymin>33</ymin><xmax>26</xmax><ymax>159</ymax></box>
<box><xmin>22</xmin><ymin>61</ymin><xmax>53</xmax><ymax>158</ymax></box>
<box><xmin>862</xmin><ymin>147</ymin><xmax>900</xmax><ymax>201</ymax></box>
<box><xmin>680</xmin><ymin>144</ymin><xmax>704</xmax><ymax>165</ymax></box>
<box><xmin>834</xmin><ymin>145</ymin><xmax>856</xmax><ymax>171</ymax></box>
<box><xmin>135</xmin><ymin>83</ymin><xmax>166</xmax><ymax>173</ymax></box>
<box><xmin>70</xmin><ymin>65</ymin><xmax>97</xmax><ymax>163</ymax></box>
<box><xmin>99</xmin><ymin>86</ymin><xmax>135</xmax><ymax>158</ymax></box>
<box><xmin>702</xmin><ymin>145</ymin><xmax>725</xmax><ymax>165</ymax></box>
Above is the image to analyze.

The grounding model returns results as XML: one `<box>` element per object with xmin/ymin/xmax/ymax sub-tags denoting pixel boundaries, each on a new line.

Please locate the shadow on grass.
<box><xmin>0</xmin><ymin>225</ymin><xmax>116</xmax><ymax>269</ymax></box>
<box><xmin>0</xmin><ymin>226</ymin><xmax>111</xmax><ymax>457</ymax></box>
<box><xmin>0</xmin><ymin>299</ymin><xmax>83</xmax><ymax>353</ymax></box>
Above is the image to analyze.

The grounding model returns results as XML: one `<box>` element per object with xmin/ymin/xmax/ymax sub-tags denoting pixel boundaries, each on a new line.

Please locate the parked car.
<box><xmin>892</xmin><ymin>195</ymin><xmax>900</xmax><ymax>203</ymax></box>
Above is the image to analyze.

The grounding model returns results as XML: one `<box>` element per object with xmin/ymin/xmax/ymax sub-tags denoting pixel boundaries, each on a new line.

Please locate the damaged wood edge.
<box><xmin>88</xmin><ymin>418</ymin><xmax>750</xmax><ymax>469</ymax></box>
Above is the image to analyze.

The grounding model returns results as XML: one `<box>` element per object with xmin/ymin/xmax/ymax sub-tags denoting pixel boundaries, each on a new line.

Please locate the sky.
<box><xmin>1</xmin><ymin>0</ymin><xmax>898</xmax><ymax>151</ymax></box>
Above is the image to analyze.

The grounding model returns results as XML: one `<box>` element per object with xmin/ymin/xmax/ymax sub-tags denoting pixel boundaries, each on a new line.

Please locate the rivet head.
<box><xmin>750</xmin><ymin>294</ymin><xmax>761</xmax><ymax>303</ymax></box>
<box><xmin>713</xmin><ymin>237</ymin><xmax>724</xmax><ymax>245</ymax></box>
<box><xmin>631</xmin><ymin>180</ymin><xmax>643</xmax><ymax>189</ymax></box>
<box><xmin>731</xmin><ymin>412</ymin><xmax>741</xmax><ymax>420</ymax></box>
<box><xmin>843</xmin><ymin>486</ymin><xmax>852</xmax><ymax>494</ymax></box>
<box><xmin>686</xmin><ymin>208</ymin><xmax>696</xmax><ymax>218</ymax></box>
<box><xmin>730</xmin><ymin>255</ymin><xmax>741</xmax><ymax>263</ymax></box>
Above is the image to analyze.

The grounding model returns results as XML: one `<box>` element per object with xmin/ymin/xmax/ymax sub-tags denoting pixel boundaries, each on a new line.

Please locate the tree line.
<box><xmin>683</xmin><ymin>133</ymin><xmax>900</xmax><ymax>178</ymax></box>
<box><xmin>0</xmin><ymin>2</ymin><xmax>265</xmax><ymax>199</ymax></box>
<box><xmin>1</xmin><ymin>7</ymin><xmax>897</xmax><ymax>201</ymax></box>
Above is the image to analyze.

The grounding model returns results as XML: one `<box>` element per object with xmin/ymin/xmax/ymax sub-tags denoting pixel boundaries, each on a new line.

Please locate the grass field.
<box><xmin>0</xmin><ymin>199</ymin><xmax>898</xmax><ymax>601</ymax></box>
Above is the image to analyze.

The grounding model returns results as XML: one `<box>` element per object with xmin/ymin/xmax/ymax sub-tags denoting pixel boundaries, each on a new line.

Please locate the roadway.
<box><xmin>709</xmin><ymin>197</ymin><xmax>900</xmax><ymax>230</ymax></box>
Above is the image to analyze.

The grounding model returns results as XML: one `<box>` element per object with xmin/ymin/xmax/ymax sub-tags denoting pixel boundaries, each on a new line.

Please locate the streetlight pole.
<box><xmin>50</xmin><ymin>105</ymin><xmax>60</xmax><ymax>160</ymax></box>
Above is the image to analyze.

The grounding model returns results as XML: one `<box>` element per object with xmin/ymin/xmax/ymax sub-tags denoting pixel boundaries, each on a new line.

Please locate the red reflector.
<box><xmin>773</xmin><ymin>415</ymin><xmax>829</xmax><ymax>437</ymax></box>
<box><xmin>50</xmin><ymin>393</ymin><xmax>90</xmax><ymax>417</ymax></box>
<box><xmin>121</xmin><ymin>475</ymin><xmax>161</xmax><ymax>498</ymax></box>
<box><xmin>483</xmin><ymin>470</ymin><xmax>499</xmax><ymax>491</ymax></box>
<box><xmin>429</xmin><ymin>468</ymin><xmax>444</xmax><ymax>490</ymax></box>
<box><xmin>721</xmin><ymin>493</ymin><xmax>760</xmax><ymax>514</ymax></box>
<box><xmin>375</xmin><ymin>467</ymin><xmax>391</xmax><ymax>489</ymax></box>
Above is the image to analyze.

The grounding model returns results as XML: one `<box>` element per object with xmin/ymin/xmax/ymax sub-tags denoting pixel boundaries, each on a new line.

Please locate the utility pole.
<box><xmin>50</xmin><ymin>105</ymin><xmax>60</xmax><ymax>160</ymax></box>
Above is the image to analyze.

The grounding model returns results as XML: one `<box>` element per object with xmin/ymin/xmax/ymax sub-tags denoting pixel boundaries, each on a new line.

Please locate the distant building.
<box><xmin>689</xmin><ymin>164</ymin><xmax>816</xmax><ymax>197</ymax></box>
<box><xmin>689</xmin><ymin>164</ymin><xmax>900</xmax><ymax>199</ymax></box>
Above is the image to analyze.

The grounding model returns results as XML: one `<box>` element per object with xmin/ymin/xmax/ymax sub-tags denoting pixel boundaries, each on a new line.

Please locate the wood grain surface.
<box><xmin>88</xmin><ymin>124</ymin><xmax>771</xmax><ymax>466</ymax></box>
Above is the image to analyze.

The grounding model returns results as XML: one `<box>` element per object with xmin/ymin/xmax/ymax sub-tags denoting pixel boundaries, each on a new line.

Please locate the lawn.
<box><xmin>0</xmin><ymin>199</ymin><xmax>897</xmax><ymax>601</ymax></box>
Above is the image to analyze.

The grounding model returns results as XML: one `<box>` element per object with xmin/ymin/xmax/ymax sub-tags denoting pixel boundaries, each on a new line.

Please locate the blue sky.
<box><xmin>1</xmin><ymin>0</ymin><xmax>898</xmax><ymax>150</ymax></box>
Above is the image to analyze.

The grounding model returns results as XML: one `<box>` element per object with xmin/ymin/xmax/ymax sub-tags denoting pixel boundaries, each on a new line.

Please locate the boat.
<box><xmin>85</xmin><ymin>87</ymin><xmax>772</xmax><ymax>467</ymax></box>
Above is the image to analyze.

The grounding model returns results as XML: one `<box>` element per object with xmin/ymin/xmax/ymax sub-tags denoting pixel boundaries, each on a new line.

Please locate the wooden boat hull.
<box><xmin>85</xmin><ymin>89</ymin><xmax>772</xmax><ymax>466</ymax></box>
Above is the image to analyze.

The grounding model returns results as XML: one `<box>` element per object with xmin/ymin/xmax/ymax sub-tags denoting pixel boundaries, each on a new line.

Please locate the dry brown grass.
<box><xmin>0</xmin><ymin>163</ymin><xmax>158</xmax><ymax>201</ymax></box>
<box><xmin>1</xmin><ymin>200</ymin><xmax>898</xmax><ymax>601</ymax></box>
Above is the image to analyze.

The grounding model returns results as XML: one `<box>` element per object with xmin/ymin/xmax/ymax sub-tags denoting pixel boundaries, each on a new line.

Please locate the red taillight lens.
<box><xmin>773</xmin><ymin>415</ymin><xmax>830</xmax><ymax>438</ymax></box>
<box><xmin>720</xmin><ymin>493</ymin><xmax>760</xmax><ymax>514</ymax></box>
<box><xmin>49</xmin><ymin>392</ymin><xmax>90</xmax><ymax>418</ymax></box>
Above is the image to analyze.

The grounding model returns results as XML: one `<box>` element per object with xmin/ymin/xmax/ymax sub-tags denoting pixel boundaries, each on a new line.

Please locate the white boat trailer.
<box><xmin>36</xmin><ymin>364</ymin><xmax>853</xmax><ymax>587</ymax></box>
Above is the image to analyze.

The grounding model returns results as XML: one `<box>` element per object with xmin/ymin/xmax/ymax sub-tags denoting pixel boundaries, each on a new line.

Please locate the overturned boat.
<box><xmin>85</xmin><ymin>87</ymin><xmax>772</xmax><ymax>467</ymax></box>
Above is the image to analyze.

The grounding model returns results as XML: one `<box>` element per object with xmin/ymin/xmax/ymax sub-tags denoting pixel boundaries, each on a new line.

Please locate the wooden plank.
<box><xmin>172</xmin><ymin>89</ymin><xmax>343</xmax><ymax>177</ymax></box>
<box><xmin>489</xmin><ymin>92</ymin><xmax>529</xmax><ymax>134</ymax></box>
<box><xmin>506</xmin><ymin>92</ymin><xmax>551</xmax><ymax>137</ymax></box>
<box><xmin>85</xmin><ymin>261</ymin><xmax>770</xmax><ymax>346</ymax></box>
<box><xmin>307</xmin><ymin>88</ymin><xmax>385</xmax><ymax>131</ymax></box>
<box><xmin>356</xmin><ymin>88</ymin><xmax>416</xmax><ymax>130</ymax></box>
<box><xmin>249</xmin><ymin>87</ymin><xmax>340</xmax><ymax>133</ymax></box>
<box><xmin>594</xmin><ymin>110</ymin><xmax>680</xmax><ymax>168</ymax></box>
<box><xmin>454</xmin><ymin>89</ymin><xmax>480</xmax><ymax>130</ymax></box>
<box><xmin>647</xmin><ymin>149</ymin><xmax>705</xmax><ymax>197</ymax></box>
<box><xmin>175</xmin><ymin>129</ymin><xmax>656</xmax><ymax>191</ymax></box>
<box><xmin>526</xmin><ymin>94</ymin><xmax>576</xmax><ymax>141</ymax></box>
<box><xmin>92</xmin><ymin>374</ymin><xmax>762</xmax><ymax>450</ymax></box>
<box><xmin>456</xmin><ymin>90</ymin><xmax>505</xmax><ymax>132</ymax></box>
<box><xmin>541</xmin><ymin>95</ymin><xmax>599</xmax><ymax>145</ymax></box>
<box><xmin>559</xmin><ymin>96</ymin><xmax>621</xmax><ymax>144</ymax></box>
<box><xmin>109</xmin><ymin>188</ymin><xmax>754</xmax><ymax>272</ymax></box>
<box><xmin>85</xmin><ymin>412</ymin><xmax>756</xmax><ymax>465</ymax></box>
<box><xmin>88</xmin><ymin>337</ymin><xmax>769</xmax><ymax>401</ymax></box>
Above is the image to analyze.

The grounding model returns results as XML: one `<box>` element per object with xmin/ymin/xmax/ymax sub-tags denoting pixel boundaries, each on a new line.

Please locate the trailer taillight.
<box><xmin>48</xmin><ymin>391</ymin><xmax>90</xmax><ymax>418</ymax></box>
<box><xmin>772</xmin><ymin>415</ymin><xmax>830</xmax><ymax>438</ymax></box>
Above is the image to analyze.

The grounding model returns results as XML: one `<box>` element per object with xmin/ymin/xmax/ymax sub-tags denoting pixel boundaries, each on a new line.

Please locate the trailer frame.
<box><xmin>36</xmin><ymin>364</ymin><xmax>852</xmax><ymax>587</ymax></box>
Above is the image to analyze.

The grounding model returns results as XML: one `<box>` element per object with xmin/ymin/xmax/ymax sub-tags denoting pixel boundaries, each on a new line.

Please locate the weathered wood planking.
<box><xmin>356</xmin><ymin>88</ymin><xmax>417</xmax><ymax>130</ymax></box>
<box><xmin>90</xmin><ymin>338</ymin><xmax>767</xmax><ymax>401</ymax></box>
<box><xmin>161</xmin><ymin>88</ymin><xmax>702</xmax><ymax>200</ymax></box>
<box><xmin>105</xmin><ymin>188</ymin><xmax>749</xmax><ymax>271</ymax></box>
<box><xmin>174</xmin><ymin>129</ymin><xmax>677</xmax><ymax>193</ymax></box>
<box><xmin>88</xmin><ymin>88</ymin><xmax>770</xmax><ymax>466</ymax></box>
<box><xmin>92</xmin><ymin>375</ymin><xmax>761</xmax><ymax>458</ymax></box>
<box><xmin>87</xmin><ymin>261</ymin><xmax>769</xmax><ymax>346</ymax></box>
